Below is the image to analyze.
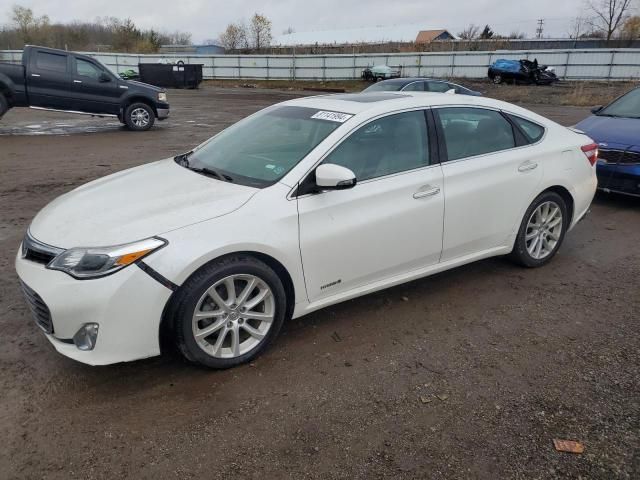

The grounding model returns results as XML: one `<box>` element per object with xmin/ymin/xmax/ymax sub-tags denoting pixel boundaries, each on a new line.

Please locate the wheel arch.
<box><xmin>121</xmin><ymin>95</ymin><xmax>157</xmax><ymax>117</ymax></box>
<box><xmin>158</xmin><ymin>250</ymin><xmax>296</xmax><ymax>352</ymax></box>
<box><xmin>542</xmin><ymin>185</ymin><xmax>575</xmax><ymax>225</ymax></box>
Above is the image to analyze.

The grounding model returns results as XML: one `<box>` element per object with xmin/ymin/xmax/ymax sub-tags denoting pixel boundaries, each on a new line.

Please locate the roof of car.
<box><xmin>281</xmin><ymin>91</ymin><xmax>554</xmax><ymax>126</ymax></box>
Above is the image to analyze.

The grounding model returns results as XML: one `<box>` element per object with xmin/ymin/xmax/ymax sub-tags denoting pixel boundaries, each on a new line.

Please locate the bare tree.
<box><xmin>11</xmin><ymin>5</ymin><xmax>49</xmax><ymax>44</ymax></box>
<box><xmin>218</xmin><ymin>22</ymin><xmax>247</xmax><ymax>50</ymax></box>
<box><xmin>282</xmin><ymin>26</ymin><xmax>295</xmax><ymax>35</ymax></box>
<box><xmin>248</xmin><ymin>13</ymin><xmax>272</xmax><ymax>49</ymax></box>
<box><xmin>621</xmin><ymin>15</ymin><xmax>640</xmax><ymax>38</ymax></box>
<box><xmin>587</xmin><ymin>0</ymin><xmax>636</xmax><ymax>40</ymax></box>
<box><xmin>457</xmin><ymin>24</ymin><xmax>480</xmax><ymax>40</ymax></box>
<box><xmin>568</xmin><ymin>16</ymin><xmax>588</xmax><ymax>38</ymax></box>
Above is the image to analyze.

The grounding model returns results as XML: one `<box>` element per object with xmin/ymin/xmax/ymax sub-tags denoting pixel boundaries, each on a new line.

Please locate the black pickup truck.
<box><xmin>0</xmin><ymin>45</ymin><xmax>169</xmax><ymax>131</ymax></box>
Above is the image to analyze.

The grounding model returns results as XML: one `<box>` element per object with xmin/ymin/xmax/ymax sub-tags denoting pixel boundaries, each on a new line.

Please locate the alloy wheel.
<box><xmin>525</xmin><ymin>200</ymin><xmax>563</xmax><ymax>260</ymax></box>
<box><xmin>130</xmin><ymin>107</ymin><xmax>150</xmax><ymax>128</ymax></box>
<box><xmin>191</xmin><ymin>274</ymin><xmax>275</xmax><ymax>359</ymax></box>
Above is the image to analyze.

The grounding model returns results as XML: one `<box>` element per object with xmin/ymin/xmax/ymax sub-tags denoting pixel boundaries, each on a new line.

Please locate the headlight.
<box><xmin>48</xmin><ymin>237</ymin><xmax>166</xmax><ymax>279</ymax></box>
<box><xmin>158</xmin><ymin>92</ymin><xmax>167</xmax><ymax>102</ymax></box>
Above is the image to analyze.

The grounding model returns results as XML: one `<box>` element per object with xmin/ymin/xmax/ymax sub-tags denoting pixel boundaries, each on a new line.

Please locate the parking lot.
<box><xmin>1</xmin><ymin>86</ymin><xmax>639</xmax><ymax>479</ymax></box>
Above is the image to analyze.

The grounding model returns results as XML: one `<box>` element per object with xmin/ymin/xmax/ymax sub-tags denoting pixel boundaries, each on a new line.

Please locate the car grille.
<box><xmin>21</xmin><ymin>232</ymin><xmax>64</xmax><ymax>266</ymax></box>
<box><xmin>20</xmin><ymin>281</ymin><xmax>54</xmax><ymax>334</ymax></box>
<box><xmin>599</xmin><ymin>148</ymin><xmax>640</xmax><ymax>165</ymax></box>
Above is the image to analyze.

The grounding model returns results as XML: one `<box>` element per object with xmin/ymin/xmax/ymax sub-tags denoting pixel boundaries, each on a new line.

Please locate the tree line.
<box><xmin>0</xmin><ymin>5</ymin><xmax>192</xmax><ymax>52</ymax></box>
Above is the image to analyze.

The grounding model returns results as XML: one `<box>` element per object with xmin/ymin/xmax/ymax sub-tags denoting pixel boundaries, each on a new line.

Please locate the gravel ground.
<box><xmin>0</xmin><ymin>87</ymin><xmax>638</xmax><ymax>479</ymax></box>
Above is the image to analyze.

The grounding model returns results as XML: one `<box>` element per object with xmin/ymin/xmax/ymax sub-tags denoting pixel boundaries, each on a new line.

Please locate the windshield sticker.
<box><xmin>311</xmin><ymin>111</ymin><xmax>353</xmax><ymax>123</ymax></box>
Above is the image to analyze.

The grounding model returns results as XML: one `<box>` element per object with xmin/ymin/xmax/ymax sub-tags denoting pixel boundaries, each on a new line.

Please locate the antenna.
<box><xmin>536</xmin><ymin>19</ymin><xmax>544</xmax><ymax>39</ymax></box>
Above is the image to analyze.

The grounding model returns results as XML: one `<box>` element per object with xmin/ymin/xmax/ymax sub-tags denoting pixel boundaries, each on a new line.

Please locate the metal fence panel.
<box><xmin>2</xmin><ymin>48</ymin><xmax>639</xmax><ymax>81</ymax></box>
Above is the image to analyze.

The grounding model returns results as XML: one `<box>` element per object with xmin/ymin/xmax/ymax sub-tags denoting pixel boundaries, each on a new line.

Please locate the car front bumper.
<box><xmin>15</xmin><ymin>248</ymin><xmax>172</xmax><ymax>365</ymax></box>
<box><xmin>157</xmin><ymin>107</ymin><xmax>170</xmax><ymax>120</ymax></box>
<box><xmin>597</xmin><ymin>163</ymin><xmax>640</xmax><ymax>197</ymax></box>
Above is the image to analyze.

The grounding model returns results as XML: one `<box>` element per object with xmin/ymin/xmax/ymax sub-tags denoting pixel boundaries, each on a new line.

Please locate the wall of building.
<box><xmin>2</xmin><ymin>48</ymin><xmax>639</xmax><ymax>81</ymax></box>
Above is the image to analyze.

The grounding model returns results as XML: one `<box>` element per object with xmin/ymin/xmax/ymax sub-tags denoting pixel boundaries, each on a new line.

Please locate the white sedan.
<box><xmin>16</xmin><ymin>92</ymin><xmax>598</xmax><ymax>368</ymax></box>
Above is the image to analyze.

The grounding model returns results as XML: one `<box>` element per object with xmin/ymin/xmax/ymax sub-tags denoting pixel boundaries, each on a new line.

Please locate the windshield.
<box><xmin>363</xmin><ymin>83</ymin><xmax>403</xmax><ymax>92</ymax></box>
<box><xmin>599</xmin><ymin>88</ymin><xmax>640</xmax><ymax>118</ymax></box>
<box><xmin>182</xmin><ymin>106</ymin><xmax>348</xmax><ymax>187</ymax></box>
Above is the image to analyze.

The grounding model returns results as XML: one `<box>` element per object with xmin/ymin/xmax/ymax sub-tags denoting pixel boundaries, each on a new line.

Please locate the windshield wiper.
<box><xmin>187</xmin><ymin>166</ymin><xmax>234</xmax><ymax>183</ymax></box>
<box><xmin>174</xmin><ymin>152</ymin><xmax>234</xmax><ymax>183</ymax></box>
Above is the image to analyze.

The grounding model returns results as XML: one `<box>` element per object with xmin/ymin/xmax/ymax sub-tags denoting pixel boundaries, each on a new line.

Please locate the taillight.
<box><xmin>581</xmin><ymin>143</ymin><xmax>598</xmax><ymax>166</ymax></box>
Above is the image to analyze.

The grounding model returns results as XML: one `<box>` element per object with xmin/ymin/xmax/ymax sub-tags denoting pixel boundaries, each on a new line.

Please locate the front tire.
<box><xmin>124</xmin><ymin>102</ymin><xmax>155</xmax><ymax>131</ymax></box>
<box><xmin>492</xmin><ymin>74</ymin><xmax>503</xmax><ymax>84</ymax></box>
<box><xmin>174</xmin><ymin>255</ymin><xmax>287</xmax><ymax>369</ymax></box>
<box><xmin>510</xmin><ymin>191</ymin><xmax>569</xmax><ymax>268</ymax></box>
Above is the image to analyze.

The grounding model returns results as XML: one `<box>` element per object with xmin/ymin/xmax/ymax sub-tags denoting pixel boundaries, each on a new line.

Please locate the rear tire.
<box><xmin>510</xmin><ymin>191</ymin><xmax>569</xmax><ymax>268</ymax></box>
<box><xmin>492</xmin><ymin>74</ymin><xmax>503</xmax><ymax>84</ymax></box>
<box><xmin>0</xmin><ymin>94</ymin><xmax>8</xmax><ymax>119</ymax></box>
<box><xmin>173</xmin><ymin>255</ymin><xmax>287</xmax><ymax>369</ymax></box>
<box><xmin>124</xmin><ymin>102</ymin><xmax>155</xmax><ymax>131</ymax></box>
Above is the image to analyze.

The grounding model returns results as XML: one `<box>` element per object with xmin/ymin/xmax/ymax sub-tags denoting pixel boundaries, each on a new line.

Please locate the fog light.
<box><xmin>73</xmin><ymin>323</ymin><xmax>99</xmax><ymax>351</ymax></box>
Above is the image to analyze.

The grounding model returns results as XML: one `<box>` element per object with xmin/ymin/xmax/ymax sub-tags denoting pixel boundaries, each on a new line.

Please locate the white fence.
<box><xmin>2</xmin><ymin>49</ymin><xmax>640</xmax><ymax>81</ymax></box>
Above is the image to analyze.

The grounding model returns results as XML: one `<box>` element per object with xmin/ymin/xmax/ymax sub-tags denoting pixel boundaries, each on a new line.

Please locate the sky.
<box><xmin>0</xmin><ymin>0</ymin><xmax>596</xmax><ymax>43</ymax></box>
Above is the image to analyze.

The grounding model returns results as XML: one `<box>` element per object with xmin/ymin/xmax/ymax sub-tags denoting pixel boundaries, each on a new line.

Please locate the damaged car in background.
<box><xmin>488</xmin><ymin>58</ymin><xmax>558</xmax><ymax>85</ymax></box>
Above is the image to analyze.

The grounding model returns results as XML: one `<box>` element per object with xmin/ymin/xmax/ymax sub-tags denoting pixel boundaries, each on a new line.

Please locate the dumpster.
<box><xmin>138</xmin><ymin>61</ymin><xmax>203</xmax><ymax>89</ymax></box>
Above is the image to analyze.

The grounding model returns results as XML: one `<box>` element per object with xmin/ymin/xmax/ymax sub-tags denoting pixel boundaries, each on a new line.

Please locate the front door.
<box><xmin>70</xmin><ymin>56</ymin><xmax>122</xmax><ymax>115</ymax></box>
<box><xmin>297</xmin><ymin>110</ymin><xmax>444</xmax><ymax>303</ymax></box>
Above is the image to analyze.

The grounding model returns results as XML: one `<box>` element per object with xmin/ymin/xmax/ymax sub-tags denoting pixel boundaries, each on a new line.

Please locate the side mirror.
<box><xmin>591</xmin><ymin>105</ymin><xmax>603</xmax><ymax>114</ymax></box>
<box><xmin>99</xmin><ymin>72</ymin><xmax>112</xmax><ymax>83</ymax></box>
<box><xmin>315</xmin><ymin>164</ymin><xmax>356</xmax><ymax>190</ymax></box>
<box><xmin>445</xmin><ymin>88</ymin><xmax>456</xmax><ymax>95</ymax></box>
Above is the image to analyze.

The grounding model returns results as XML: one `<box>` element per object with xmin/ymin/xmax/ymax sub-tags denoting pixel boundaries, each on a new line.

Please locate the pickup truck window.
<box><xmin>76</xmin><ymin>58</ymin><xmax>102</xmax><ymax>80</ymax></box>
<box><xmin>35</xmin><ymin>51</ymin><xmax>67</xmax><ymax>73</ymax></box>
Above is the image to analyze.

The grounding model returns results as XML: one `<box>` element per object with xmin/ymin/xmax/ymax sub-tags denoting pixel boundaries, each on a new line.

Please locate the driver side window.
<box><xmin>322</xmin><ymin>110</ymin><xmax>430</xmax><ymax>181</ymax></box>
<box><xmin>75</xmin><ymin>58</ymin><xmax>103</xmax><ymax>80</ymax></box>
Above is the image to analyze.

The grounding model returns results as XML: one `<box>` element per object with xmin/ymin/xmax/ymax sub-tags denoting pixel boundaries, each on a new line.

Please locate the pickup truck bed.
<box><xmin>0</xmin><ymin>46</ymin><xmax>169</xmax><ymax>131</ymax></box>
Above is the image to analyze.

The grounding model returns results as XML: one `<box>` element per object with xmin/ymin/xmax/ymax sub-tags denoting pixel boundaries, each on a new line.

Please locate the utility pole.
<box><xmin>536</xmin><ymin>19</ymin><xmax>544</xmax><ymax>39</ymax></box>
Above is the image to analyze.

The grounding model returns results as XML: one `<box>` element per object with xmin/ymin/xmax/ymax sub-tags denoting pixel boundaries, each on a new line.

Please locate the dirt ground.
<box><xmin>0</xmin><ymin>86</ymin><xmax>639</xmax><ymax>480</ymax></box>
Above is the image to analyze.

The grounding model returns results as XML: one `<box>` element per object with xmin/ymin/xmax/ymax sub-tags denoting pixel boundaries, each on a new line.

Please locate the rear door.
<box><xmin>26</xmin><ymin>49</ymin><xmax>73</xmax><ymax>109</ymax></box>
<box><xmin>70</xmin><ymin>56</ymin><xmax>122</xmax><ymax>114</ymax></box>
<box><xmin>435</xmin><ymin>106</ymin><xmax>544</xmax><ymax>261</ymax></box>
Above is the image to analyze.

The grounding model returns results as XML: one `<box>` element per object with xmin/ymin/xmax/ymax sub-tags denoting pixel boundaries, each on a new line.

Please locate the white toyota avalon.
<box><xmin>16</xmin><ymin>92</ymin><xmax>598</xmax><ymax>368</ymax></box>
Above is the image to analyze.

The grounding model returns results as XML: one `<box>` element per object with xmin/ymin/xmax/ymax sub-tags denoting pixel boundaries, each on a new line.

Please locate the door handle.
<box><xmin>31</xmin><ymin>73</ymin><xmax>40</xmax><ymax>77</ymax></box>
<box><xmin>413</xmin><ymin>186</ymin><xmax>441</xmax><ymax>199</ymax></box>
<box><xmin>73</xmin><ymin>80</ymin><xmax>82</xmax><ymax>84</ymax></box>
<box><xmin>518</xmin><ymin>162</ymin><xmax>538</xmax><ymax>172</ymax></box>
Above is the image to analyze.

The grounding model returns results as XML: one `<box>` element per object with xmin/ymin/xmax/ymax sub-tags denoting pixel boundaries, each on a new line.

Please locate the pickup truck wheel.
<box><xmin>0</xmin><ymin>94</ymin><xmax>8</xmax><ymax>119</ymax></box>
<box><xmin>124</xmin><ymin>102</ymin><xmax>155</xmax><ymax>131</ymax></box>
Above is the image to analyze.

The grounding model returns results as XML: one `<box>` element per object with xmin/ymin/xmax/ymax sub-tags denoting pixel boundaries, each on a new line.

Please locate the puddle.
<box><xmin>0</xmin><ymin>119</ymin><xmax>125</xmax><ymax>136</ymax></box>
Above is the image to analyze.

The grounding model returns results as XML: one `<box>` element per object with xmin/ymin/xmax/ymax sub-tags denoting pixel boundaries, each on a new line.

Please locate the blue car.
<box><xmin>575</xmin><ymin>86</ymin><xmax>640</xmax><ymax>197</ymax></box>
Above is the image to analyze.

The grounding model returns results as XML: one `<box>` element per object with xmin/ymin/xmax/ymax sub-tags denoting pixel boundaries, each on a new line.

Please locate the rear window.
<box><xmin>510</xmin><ymin>115</ymin><xmax>545</xmax><ymax>143</ymax></box>
<box><xmin>35</xmin><ymin>51</ymin><xmax>67</xmax><ymax>73</ymax></box>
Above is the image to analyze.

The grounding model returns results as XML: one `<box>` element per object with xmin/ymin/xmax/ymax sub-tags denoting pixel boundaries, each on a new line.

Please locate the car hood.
<box><xmin>29</xmin><ymin>159</ymin><xmax>258</xmax><ymax>248</ymax></box>
<box><xmin>575</xmin><ymin>115</ymin><xmax>640</xmax><ymax>146</ymax></box>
